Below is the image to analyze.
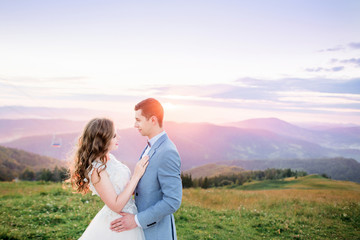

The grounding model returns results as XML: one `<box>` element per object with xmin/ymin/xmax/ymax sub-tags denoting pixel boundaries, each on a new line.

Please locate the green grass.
<box><xmin>1</xmin><ymin>176</ymin><xmax>360</xmax><ymax>239</ymax></box>
<box><xmin>232</xmin><ymin>174</ymin><xmax>360</xmax><ymax>191</ymax></box>
<box><xmin>0</xmin><ymin>181</ymin><xmax>103</xmax><ymax>239</ymax></box>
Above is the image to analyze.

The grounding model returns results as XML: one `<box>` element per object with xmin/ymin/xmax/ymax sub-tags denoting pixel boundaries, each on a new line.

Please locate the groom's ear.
<box><xmin>150</xmin><ymin>115</ymin><xmax>159</xmax><ymax>126</ymax></box>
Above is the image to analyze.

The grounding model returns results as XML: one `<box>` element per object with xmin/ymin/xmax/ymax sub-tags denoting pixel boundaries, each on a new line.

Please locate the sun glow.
<box><xmin>163</xmin><ymin>102</ymin><xmax>178</xmax><ymax>111</ymax></box>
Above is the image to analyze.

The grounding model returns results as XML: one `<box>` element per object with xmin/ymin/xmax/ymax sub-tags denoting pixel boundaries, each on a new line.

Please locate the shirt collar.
<box><xmin>148</xmin><ymin>131</ymin><xmax>166</xmax><ymax>147</ymax></box>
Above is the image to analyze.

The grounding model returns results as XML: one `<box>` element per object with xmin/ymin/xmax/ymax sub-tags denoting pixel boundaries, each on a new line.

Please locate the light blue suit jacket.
<box><xmin>135</xmin><ymin>133</ymin><xmax>182</xmax><ymax>240</ymax></box>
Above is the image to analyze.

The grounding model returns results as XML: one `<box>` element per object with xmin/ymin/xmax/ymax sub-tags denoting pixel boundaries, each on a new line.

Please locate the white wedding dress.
<box><xmin>79</xmin><ymin>154</ymin><xmax>145</xmax><ymax>240</ymax></box>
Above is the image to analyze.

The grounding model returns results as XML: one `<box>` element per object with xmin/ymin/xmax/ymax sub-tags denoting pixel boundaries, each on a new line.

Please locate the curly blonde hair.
<box><xmin>70</xmin><ymin>118</ymin><xmax>115</xmax><ymax>194</ymax></box>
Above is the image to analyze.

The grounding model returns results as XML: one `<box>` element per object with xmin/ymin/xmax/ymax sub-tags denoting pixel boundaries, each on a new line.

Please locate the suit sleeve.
<box><xmin>136</xmin><ymin>148</ymin><xmax>182</xmax><ymax>229</ymax></box>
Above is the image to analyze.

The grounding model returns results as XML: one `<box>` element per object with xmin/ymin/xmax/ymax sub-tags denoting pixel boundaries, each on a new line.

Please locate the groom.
<box><xmin>110</xmin><ymin>98</ymin><xmax>182</xmax><ymax>240</ymax></box>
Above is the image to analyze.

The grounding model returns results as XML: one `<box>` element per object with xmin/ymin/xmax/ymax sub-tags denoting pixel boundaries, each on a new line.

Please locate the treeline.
<box><xmin>181</xmin><ymin>168</ymin><xmax>307</xmax><ymax>189</ymax></box>
<box><xmin>223</xmin><ymin>158</ymin><xmax>360</xmax><ymax>183</ymax></box>
<box><xmin>18</xmin><ymin>166</ymin><xmax>69</xmax><ymax>182</ymax></box>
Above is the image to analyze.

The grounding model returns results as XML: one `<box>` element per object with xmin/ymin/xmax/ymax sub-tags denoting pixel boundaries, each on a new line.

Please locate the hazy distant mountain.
<box><xmin>228</xmin><ymin>118</ymin><xmax>314</xmax><ymax>137</ymax></box>
<box><xmin>167</xmin><ymin>122</ymin><xmax>353</xmax><ymax>169</ymax></box>
<box><xmin>227</xmin><ymin>118</ymin><xmax>360</xmax><ymax>151</ymax></box>
<box><xmin>2</xmin><ymin>120</ymin><xmax>360</xmax><ymax>172</ymax></box>
<box><xmin>0</xmin><ymin>145</ymin><xmax>66</xmax><ymax>181</ymax></box>
<box><xmin>296</xmin><ymin>122</ymin><xmax>359</xmax><ymax>131</ymax></box>
<box><xmin>1</xmin><ymin>129</ymin><xmax>145</xmax><ymax>170</ymax></box>
<box><xmin>323</xmin><ymin>127</ymin><xmax>360</xmax><ymax>149</ymax></box>
<box><xmin>2</xmin><ymin>133</ymin><xmax>80</xmax><ymax>161</ymax></box>
<box><xmin>0</xmin><ymin>119</ymin><xmax>86</xmax><ymax>143</ymax></box>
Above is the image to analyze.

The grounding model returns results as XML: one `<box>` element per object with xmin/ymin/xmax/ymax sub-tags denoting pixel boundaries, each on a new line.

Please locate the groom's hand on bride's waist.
<box><xmin>110</xmin><ymin>212</ymin><xmax>137</xmax><ymax>232</ymax></box>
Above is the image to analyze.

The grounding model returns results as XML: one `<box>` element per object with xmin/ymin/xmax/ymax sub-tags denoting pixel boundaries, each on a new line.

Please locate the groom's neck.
<box><xmin>148</xmin><ymin>127</ymin><xmax>164</xmax><ymax>139</ymax></box>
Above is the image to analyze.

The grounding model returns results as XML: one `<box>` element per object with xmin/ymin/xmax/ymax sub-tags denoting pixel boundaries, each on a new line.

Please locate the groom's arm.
<box><xmin>136</xmin><ymin>148</ymin><xmax>182</xmax><ymax>229</ymax></box>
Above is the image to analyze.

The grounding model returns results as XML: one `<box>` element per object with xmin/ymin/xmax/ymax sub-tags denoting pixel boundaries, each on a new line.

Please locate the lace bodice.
<box><xmin>88</xmin><ymin>154</ymin><xmax>137</xmax><ymax>215</ymax></box>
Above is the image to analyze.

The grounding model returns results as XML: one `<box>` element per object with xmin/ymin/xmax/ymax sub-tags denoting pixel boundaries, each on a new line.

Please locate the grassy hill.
<box><xmin>0</xmin><ymin>175</ymin><xmax>359</xmax><ymax>239</ymax></box>
<box><xmin>184</xmin><ymin>163</ymin><xmax>244</xmax><ymax>178</ymax></box>
<box><xmin>221</xmin><ymin>158</ymin><xmax>360</xmax><ymax>183</ymax></box>
<box><xmin>184</xmin><ymin>158</ymin><xmax>360</xmax><ymax>183</ymax></box>
<box><xmin>180</xmin><ymin>175</ymin><xmax>360</xmax><ymax>239</ymax></box>
<box><xmin>0</xmin><ymin>145</ymin><xmax>66</xmax><ymax>181</ymax></box>
<box><xmin>233</xmin><ymin>174</ymin><xmax>360</xmax><ymax>191</ymax></box>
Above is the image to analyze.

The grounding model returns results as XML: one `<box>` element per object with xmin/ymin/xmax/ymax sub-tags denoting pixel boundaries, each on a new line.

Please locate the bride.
<box><xmin>70</xmin><ymin>118</ymin><xmax>149</xmax><ymax>240</ymax></box>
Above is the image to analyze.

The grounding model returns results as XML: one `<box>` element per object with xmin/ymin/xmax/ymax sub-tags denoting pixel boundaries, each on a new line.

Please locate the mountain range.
<box><xmin>1</xmin><ymin>118</ymin><xmax>360</xmax><ymax>172</ymax></box>
<box><xmin>0</xmin><ymin>119</ymin><xmax>86</xmax><ymax>143</ymax></box>
<box><xmin>227</xmin><ymin>118</ymin><xmax>360</xmax><ymax>150</ymax></box>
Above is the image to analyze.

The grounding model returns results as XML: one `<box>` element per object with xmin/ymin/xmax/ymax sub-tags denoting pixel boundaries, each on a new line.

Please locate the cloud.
<box><xmin>331</xmin><ymin>66</ymin><xmax>345</xmax><ymax>71</ymax></box>
<box><xmin>277</xmin><ymin>91</ymin><xmax>360</xmax><ymax>105</ymax></box>
<box><xmin>305</xmin><ymin>67</ymin><xmax>324</xmax><ymax>72</ymax></box>
<box><xmin>340</xmin><ymin>58</ymin><xmax>360</xmax><ymax>67</ymax></box>
<box><xmin>0</xmin><ymin>76</ymin><xmax>89</xmax><ymax>85</ymax></box>
<box><xmin>140</xmin><ymin>78</ymin><xmax>360</xmax><ymax>112</ymax></box>
<box><xmin>151</xmin><ymin>79</ymin><xmax>360</xmax><ymax>117</ymax></box>
<box><xmin>319</xmin><ymin>45</ymin><xmax>345</xmax><ymax>52</ymax></box>
<box><xmin>348</xmin><ymin>42</ymin><xmax>360</xmax><ymax>49</ymax></box>
<box><xmin>330</xmin><ymin>58</ymin><xmax>360</xmax><ymax>67</ymax></box>
<box><xmin>2</xmin><ymin>73</ymin><xmax>360</xmax><ymax>117</ymax></box>
<box><xmin>305</xmin><ymin>66</ymin><xmax>344</xmax><ymax>72</ymax></box>
<box><xmin>235</xmin><ymin>77</ymin><xmax>360</xmax><ymax>95</ymax></box>
<box><xmin>319</xmin><ymin>42</ymin><xmax>360</xmax><ymax>52</ymax></box>
<box><xmin>152</xmin><ymin>84</ymin><xmax>234</xmax><ymax>98</ymax></box>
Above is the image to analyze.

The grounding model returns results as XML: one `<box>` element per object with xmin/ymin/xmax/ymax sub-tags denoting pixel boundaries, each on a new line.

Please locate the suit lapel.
<box><xmin>139</xmin><ymin>133</ymin><xmax>168</xmax><ymax>160</ymax></box>
<box><xmin>147</xmin><ymin>133</ymin><xmax>168</xmax><ymax>160</ymax></box>
<box><xmin>139</xmin><ymin>145</ymin><xmax>148</xmax><ymax>160</ymax></box>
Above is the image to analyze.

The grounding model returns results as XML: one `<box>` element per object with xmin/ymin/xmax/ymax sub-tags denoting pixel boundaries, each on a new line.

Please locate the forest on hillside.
<box><xmin>221</xmin><ymin>157</ymin><xmax>360</xmax><ymax>183</ymax></box>
<box><xmin>0</xmin><ymin>146</ymin><xmax>66</xmax><ymax>181</ymax></box>
<box><xmin>181</xmin><ymin>168</ymin><xmax>308</xmax><ymax>188</ymax></box>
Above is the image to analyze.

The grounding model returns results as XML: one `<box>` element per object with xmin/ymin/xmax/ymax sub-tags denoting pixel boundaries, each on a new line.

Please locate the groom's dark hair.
<box><xmin>135</xmin><ymin>98</ymin><xmax>164</xmax><ymax>127</ymax></box>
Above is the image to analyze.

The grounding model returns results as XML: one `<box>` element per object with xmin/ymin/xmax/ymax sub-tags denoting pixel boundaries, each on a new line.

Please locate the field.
<box><xmin>1</xmin><ymin>175</ymin><xmax>359</xmax><ymax>239</ymax></box>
